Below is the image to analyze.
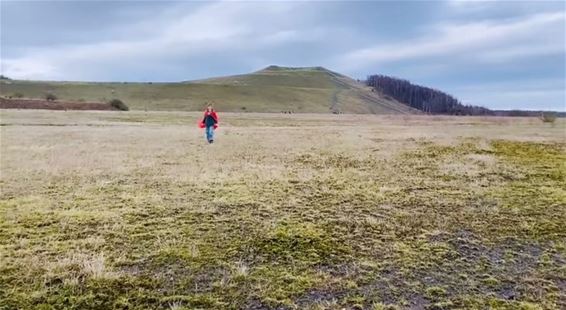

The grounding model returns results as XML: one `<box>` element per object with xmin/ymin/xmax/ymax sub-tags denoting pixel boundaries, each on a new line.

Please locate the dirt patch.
<box><xmin>0</xmin><ymin>98</ymin><xmax>117</xmax><ymax>111</ymax></box>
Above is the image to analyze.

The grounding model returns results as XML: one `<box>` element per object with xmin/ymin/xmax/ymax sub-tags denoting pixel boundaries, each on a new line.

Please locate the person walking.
<box><xmin>199</xmin><ymin>105</ymin><xmax>219</xmax><ymax>143</ymax></box>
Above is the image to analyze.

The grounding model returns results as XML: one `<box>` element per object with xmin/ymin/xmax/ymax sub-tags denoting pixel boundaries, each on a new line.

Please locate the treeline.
<box><xmin>366</xmin><ymin>75</ymin><xmax>493</xmax><ymax>115</ymax></box>
<box><xmin>493</xmin><ymin>110</ymin><xmax>566</xmax><ymax>117</ymax></box>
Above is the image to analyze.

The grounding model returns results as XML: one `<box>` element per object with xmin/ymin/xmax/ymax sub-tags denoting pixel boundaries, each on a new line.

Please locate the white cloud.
<box><xmin>336</xmin><ymin>11</ymin><xmax>565</xmax><ymax>70</ymax></box>
<box><xmin>1</xmin><ymin>58</ymin><xmax>60</xmax><ymax>80</ymax></box>
<box><xmin>0</xmin><ymin>1</ymin><xmax>317</xmax><ymax>80</ymax></box>
<box><xmin>450</xmin><ymin>78</ymin><xmax>566</xmax><ymax>110</ymax></box>
<box><xmin>446</xmin><ymin>0</ymin><xmax>501</xmax><ymax>9</ymax></box>
<box><xmin>475</xmin><ymin>44</ymin><xmax>565</xmax><ymax>63</ymax></box>
<box><xmin>460</xmin><ymin>89</ymin><xmax>565</xmax><ymax>111</ymax></box>
<box><xmin>1</xmin><ymin>1</ymin><xmax>564</xmax><ymax>111</ymax></box>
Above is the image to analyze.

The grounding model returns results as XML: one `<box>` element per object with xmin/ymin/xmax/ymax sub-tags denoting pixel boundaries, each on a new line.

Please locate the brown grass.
<box><xmin>1</xmin><ymin>110</ymin><xmax>565</xmax><ymax>309</ymax></box>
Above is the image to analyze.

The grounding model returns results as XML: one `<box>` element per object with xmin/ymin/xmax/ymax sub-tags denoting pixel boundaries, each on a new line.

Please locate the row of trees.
<box><xmin>366</xmin><ymin>75</ymin><xmax>493</xmax><ymax>115</ymax></box>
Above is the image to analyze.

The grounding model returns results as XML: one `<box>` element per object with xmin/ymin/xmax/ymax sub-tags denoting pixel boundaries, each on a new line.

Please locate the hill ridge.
<box><xmin>0</xmin><ymin>66</ymin><xmax>419</xmax><ymax>114</ymax></box>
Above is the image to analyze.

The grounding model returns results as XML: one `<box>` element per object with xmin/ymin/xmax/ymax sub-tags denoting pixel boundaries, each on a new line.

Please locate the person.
<box><xmin>199</xmin><ymin>105</ymin><xmax>219</xmax><ymax>143</ymax></box>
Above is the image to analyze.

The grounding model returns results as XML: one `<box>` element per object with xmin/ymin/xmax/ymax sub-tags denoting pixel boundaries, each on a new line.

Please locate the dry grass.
<box><xmin>1</xmin><ymin>110</ymin><xmax>565</xmax><ymax>309</ymax></box>
<box><xmin>0</xmin><ymin>67</ymin><xmax>417</xmax><ymax>114</ymax></box>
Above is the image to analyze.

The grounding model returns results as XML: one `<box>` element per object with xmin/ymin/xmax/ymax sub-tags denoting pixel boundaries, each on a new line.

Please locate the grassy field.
<box><xmin>0</xmin><ymin>67</ymin><xmax>416</xmax><ymax>114</ymax></box>
<box><xmin>0</xmin><ymin>110</ymin><xmax>565</xmax><ymax>309</ymax></box>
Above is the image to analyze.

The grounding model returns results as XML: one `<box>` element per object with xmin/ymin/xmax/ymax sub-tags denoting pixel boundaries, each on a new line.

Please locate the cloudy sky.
<box><xmin>1</xmin><ymin>0</ymin><xmax>564</xmax><ymax>110</ymax></box>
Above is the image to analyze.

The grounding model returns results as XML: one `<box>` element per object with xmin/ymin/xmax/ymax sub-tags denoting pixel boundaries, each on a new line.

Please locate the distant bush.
<box><xmin>109</xmin><ymin>99</ymin><xmax>129</xmax><ymax>111</ymax></box>
<box><xmin>540</xmin><ymin>112</ymin><xmax>556</xmax><ymax>123</ymax></box>
<box><xmin>12</xmin><ymin>92</ymin><xmax>24</xmax><ymax>98</ymax></box>
<box><xmin>45</xmin><ymin>93</ymin><xmax>57</xmax><ymax>101</ymax></box>
<box><xmin>0</xmin><ymin>75</ymin><xmax>10</xmax><ymax>80</ymax></box>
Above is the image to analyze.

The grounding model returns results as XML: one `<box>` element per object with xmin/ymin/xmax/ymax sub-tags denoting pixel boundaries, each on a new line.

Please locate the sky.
<box><xmin>1</xmin><ymin>0</ymin><xmax>565</xmax><ymax>111</ymax></box>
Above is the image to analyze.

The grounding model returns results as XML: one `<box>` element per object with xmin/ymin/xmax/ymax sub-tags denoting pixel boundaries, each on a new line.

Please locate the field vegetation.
<box><xmin>0</xmin><ymin>111</ymin><xmax>564</xmax><ymax>309</ymax></box>
<box><xmin>0</xmin><ymin>67</ymin><xmax>416</xmax><ymax>114</ymax></box>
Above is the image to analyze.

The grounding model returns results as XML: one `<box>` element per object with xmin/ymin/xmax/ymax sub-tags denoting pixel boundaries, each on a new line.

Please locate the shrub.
<box><xmin>109</xmin><ymin>99</ymin><xmax>129</xmax><ymax>111</ymax></box>
<box><xmin>540</xmin><ymin>112</ymin><xmax>556</xmax><ymax>123</ymax></box>
<box><xmin>45</xmin><ymin>93</ymin><xmax>57</xmax><ymax>101</ymax></box>
<box><xmin>12</xmin><ymin>92</ymin><xmax>24</xmax><ymax>98</ymax></box>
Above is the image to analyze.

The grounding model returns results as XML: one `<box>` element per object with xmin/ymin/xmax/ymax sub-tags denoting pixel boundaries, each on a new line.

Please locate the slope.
<box><xmin>0</xmin><ymin>66</ymin><xmax>418</xmax><ymax>114</ymax></box>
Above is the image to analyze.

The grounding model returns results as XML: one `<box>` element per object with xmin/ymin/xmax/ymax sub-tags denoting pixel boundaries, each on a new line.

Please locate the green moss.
<box><xmin>2</xmin><ymin>128</ymin><xmax>564</xmax><ymax>309</ymax></box>
<box><xmin>160</xmin><ymin>294</ymin><xmax>227</xmax><ymax>308</ymax></box>
<box><xmin>372</xmin><ymin>303</ymin><xmax>401</xmax><ymax>310</ymax></box>
<box><xmin>486</xmin><ymin>141</ymin><xmax>566</xmax><ymax>241</ymax></box>
<box><xmin>481</xmin><ymin>275</ymin><xmax>500</xmax><ymax>287</ymax></box>
<box><xmin>425</xmin><ymin>286</ymin><xmax>447</xmax><ymax>299</ymax></box>
<box><xmin>250</xmin><ymin>265</ymin><xmax>324</xmax><ymax>307</ymax></box>
<box><xmin>427</xmin><ymin>301</ymin><xmax>454</xmax><ymax>310</ymax></box>
<box><xmin>249</xmin><ymin>221</ymin><xmax>350</xmax><ymax>264</ymax></box>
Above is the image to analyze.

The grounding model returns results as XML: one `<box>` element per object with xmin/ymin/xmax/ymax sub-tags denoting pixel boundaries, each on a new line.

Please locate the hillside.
<box><xmin>367</xmin><ymin>75</ymin><xmax>492</xmax><ymax>115</ymax></box>
<box><xmin>0</xmin><ymin>66</ymin><xmax>417</xmax><ymax>114</ymax></box>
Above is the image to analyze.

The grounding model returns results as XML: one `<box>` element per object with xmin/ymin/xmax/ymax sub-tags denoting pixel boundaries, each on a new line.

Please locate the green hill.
<box><xmin>0</xmin><ymin>66</ymin><xmax>418</xmax><ymax>114</ymax></box>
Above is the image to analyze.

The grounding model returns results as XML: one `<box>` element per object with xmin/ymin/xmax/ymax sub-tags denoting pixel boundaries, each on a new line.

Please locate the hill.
<box><xmin>0</xmin><ymin>66</ymin><xmax>418</xmax><ymax>114</ymax></box>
